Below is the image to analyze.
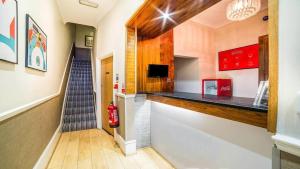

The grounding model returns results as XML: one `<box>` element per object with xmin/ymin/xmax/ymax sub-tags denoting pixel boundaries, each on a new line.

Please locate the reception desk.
<box><xmin>147</xmin><ymin>92</ymin><xmax>268</xmax><ymax>128</ymax></box>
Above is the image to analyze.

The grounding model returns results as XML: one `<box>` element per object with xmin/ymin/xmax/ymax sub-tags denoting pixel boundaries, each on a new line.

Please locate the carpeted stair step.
<box><xmin>63</xmin><ymin>113</ymin><xmax>96</xmax><ymax>123</ymax></box>
<box><xmin>62</xmin><ymin>120</ymin><xmax>97</xmax><ymax>132</ymax></box>
<box><xmin>68</xmin><ymin>88</ymin><xmax>93</xmax><ymax>95</ymax></box>
<box><xmin>67</xmin><ymin>95</ymin><xmax>94</xmax><ymax>102</ymax></box>
<box><xmin>65</xmin><ymin>100</ymin><xmax>94</xmax><ymax>108</ymax></box>
<box><xmin>64</xmin><ymin>106</ymin><xmax>95</xmax><ymax>115</ymax></box>
<box><xmin>68</xmin><ymin>86</ymin><xmax>93</xmax><ymax>91</ymax></box>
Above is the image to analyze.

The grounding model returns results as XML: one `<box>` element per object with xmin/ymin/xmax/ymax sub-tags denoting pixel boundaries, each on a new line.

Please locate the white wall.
<box><xmin>94</xmin><ymin>0</ymin><xmax>144</xmax><ymax>128</ymax></box>
<box><xmin>174</xmin><ymin>57</ymin><xmax>201</xmax><ymax>93</ymax></box>
<box><xmin>75</xmin><ymin>24</ymin><xmax>95</xmax><ymax>49</ymax></box>
<box><xmin>174</xmin><ymin>10</ymin><xmax>267</xmax><ymax>98</ymax></box>
<box><xmin>95</xmin><ymin>0</ymin><xmax>144</xmax><ymax>92</ymax></box>
<box><xmin>56</xmin><ymin>0</ymin><xmax>117</xmax><ymax>27</ymax></box>
<box><xmin>151</xmin><ymin>102</ymin><xmax>273</xmax><ymax>169</ymax></box>
<box><xmin>174</xmin><ymin>21</ymin><xmax>216</xmax><ymax>94</ymax></box>
<box><xmin>0</xmin><ymin>0</ymin><xmax>74</xmax><ymax>114</ymax></box>
<box><xmin>277</xmin><ymin>0</ymin><xmax>300</xmax><ymax>139</ymax></box>
<box><xmin>215</xmin><ymin>10</ymin><xmax>268</xmax><ymax>98</ymax></box>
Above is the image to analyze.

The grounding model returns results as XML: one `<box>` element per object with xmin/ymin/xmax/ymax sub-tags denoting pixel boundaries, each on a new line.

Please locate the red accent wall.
<box><xmin>219</xmin><ymin>44</ymin><xmax>259</xmax><ymax>71</ymax></box>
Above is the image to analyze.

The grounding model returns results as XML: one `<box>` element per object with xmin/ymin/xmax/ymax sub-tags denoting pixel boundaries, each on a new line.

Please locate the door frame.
<box><xmin>96</xmin><ymin>52</ymin><xmax>115</xmax><ymax>132</ymax></box>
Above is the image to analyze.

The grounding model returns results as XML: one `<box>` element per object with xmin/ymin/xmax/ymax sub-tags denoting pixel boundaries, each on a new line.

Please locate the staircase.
<box><xmin>62</xmin><ymin>56</ymin><xmax>97</xmax><ymax>132</ymax></box>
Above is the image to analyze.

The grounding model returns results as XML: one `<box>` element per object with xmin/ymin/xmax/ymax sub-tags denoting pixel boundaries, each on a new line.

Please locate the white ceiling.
<box><xmin>56</xmin><ymin>0</ymin><xmax>118</xmax><ymax>27</ymax></box>
<box><xmin>191</xmin><ymin>0</ymin><xmax>268</xmax><ymax>29</ymax></box>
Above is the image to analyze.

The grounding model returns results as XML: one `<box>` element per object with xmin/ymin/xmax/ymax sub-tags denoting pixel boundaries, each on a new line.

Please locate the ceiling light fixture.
<box><xmin>226</xmin><ymin>0</ymin><xmax>261</xmax><ymax>21</ymax></box>
<box><xmin>162</xmin><ymin>11</ymin><xmax>171</xmax><ymax>20</ymax></box>
<box><xmin>153</xmin><ymin>6</ymin><xmax>177</xmax><ymax>30</ymax></box>
<box><xmin>79</xmin><ymin>0</ymin><xmax>99</xmax><ymax>8</ymax></box>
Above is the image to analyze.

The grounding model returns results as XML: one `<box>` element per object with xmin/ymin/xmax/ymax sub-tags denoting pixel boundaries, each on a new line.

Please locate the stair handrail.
<box><xmin>90</xmin><ymin>49</ymin><xmax>97</xmax><ymax>127</ymax></box>
<box><xmin>59</xmin><ymin>55</ymin><xmax>75</xmax><ymax>130</ymax></box>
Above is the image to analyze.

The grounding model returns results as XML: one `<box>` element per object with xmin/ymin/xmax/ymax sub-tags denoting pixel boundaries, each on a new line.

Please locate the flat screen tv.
<box><xmin>148</xmin><ymin>64</ymin><xmax>169</xmax><ymax>78</ymax></box>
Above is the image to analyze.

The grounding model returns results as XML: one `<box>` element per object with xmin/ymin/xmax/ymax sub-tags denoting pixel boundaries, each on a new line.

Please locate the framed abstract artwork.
<box><xmin>25</xmin><ymin>14</ymin><xmax>47</xmax><ymax>71</ymax></box>
<box><xmin>0</xmin><ymin>0</ymin><xmax>18</xmax><ymax>63</ymax></box>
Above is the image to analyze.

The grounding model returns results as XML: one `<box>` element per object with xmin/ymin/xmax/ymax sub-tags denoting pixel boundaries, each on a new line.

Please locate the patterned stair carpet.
<box><xmin>62</xmin><ymin>57</ymin><xmax>97</xmax><ymax>132</ymax></box>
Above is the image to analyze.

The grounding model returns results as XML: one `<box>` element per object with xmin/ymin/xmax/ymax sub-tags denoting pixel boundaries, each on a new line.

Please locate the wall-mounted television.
<box><xmin>148</xmin><ymin>64</ymin><xmax>169</xmax><ymax>78</ymax></box>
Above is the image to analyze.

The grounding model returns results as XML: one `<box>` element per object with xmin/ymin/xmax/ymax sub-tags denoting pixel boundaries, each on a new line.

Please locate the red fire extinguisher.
<box><xmin>108</xmin><ymin>102</ymin><xmax>119</xmax><ymax>128</ymax></box>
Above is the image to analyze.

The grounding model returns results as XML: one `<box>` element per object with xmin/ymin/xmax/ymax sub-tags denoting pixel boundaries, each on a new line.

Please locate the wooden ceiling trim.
<box><xmin>126</xmin><ymin>0</ymin><xmax>153</xmax><ymax>27</ymax></box>
<box><xmin>127</xmin><ymin>0</ymin><xmax>221</xmax><ymax>38</ymax></box>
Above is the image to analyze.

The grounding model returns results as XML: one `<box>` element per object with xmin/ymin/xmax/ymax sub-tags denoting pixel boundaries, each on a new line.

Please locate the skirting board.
<box><xmin>33</xmin><ymin>125</ymin><xmax>61</xmax><ymax>169</ymax></box>
<box><xmin>115</xmin><ymin>132</ymin><xmax>136</xmax><ymax>155</ymax></box>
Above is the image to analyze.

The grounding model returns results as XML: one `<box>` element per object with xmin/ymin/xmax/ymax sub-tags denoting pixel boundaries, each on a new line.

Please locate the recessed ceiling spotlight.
<box><xmin>79</xmin><ymin>0</ymin><xmax>99</xmax><ymax>8</ymax></box>
<box><xmin>162</xmin><ymin>11</ymin><xmax>171</xmax><ymax>20</ymax></box>
<box><xmin>153</xmin><ymin>5</ymin><xmax>178</xmax><ymax>30</ymax></box>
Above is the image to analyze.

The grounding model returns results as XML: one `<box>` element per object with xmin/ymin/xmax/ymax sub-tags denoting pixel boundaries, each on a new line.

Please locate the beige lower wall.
<box><xmin>117</xmin><ymin>96</ymin><xmax>126</xmax><ymax>139</ymax></box>
<box><xmin>0</xmin><ymin>96</ymin><xmax>61</xmax><ymax>169</ymax></box>
<box><xmin>0</xmin><ymin>48</ymin><xmax>72</xmax><ymax>169</ymax></box>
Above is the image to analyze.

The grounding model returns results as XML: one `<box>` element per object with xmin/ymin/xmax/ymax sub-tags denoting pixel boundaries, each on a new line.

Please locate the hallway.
<box><xmin>2</xmin><ymin>0</ymin><xmax>300</xmax><ymax>169</ymax></box>
<box><xmin>47</xmin><ymin>129</ymin><xmax>174</xmax><ymax>169</ymax></box>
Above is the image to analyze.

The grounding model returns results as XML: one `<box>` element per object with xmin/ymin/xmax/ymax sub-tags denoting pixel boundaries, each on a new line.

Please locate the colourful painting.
<box><xmin>0</xmin><ymin>0</ymin><xmax>18</xmax><ymax>63</ymax></box>
<box><xmin>26</xmin><ymin>14</ymin><xmax>47</xmax><ymax>71</ymax></box>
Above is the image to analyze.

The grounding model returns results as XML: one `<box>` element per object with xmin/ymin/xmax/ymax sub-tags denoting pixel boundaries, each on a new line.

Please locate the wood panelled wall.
<box><xmin>137</xmin><ymin>30</ymin><xmax>174</xmax><ymax>93</ymax></box>
<box><xmin>160</xmin><ymin>30</ymin><xmax>174</xmax><ymax>92</ymax></box>
<box><xmin>259</xmin><ymin>35</ymin><xmax>269</xmax><ymax>82</ymax></box>
<box><xmin>125</xmin><ymin>28</ymin><xmax>136</xmax><ymax>94</ymax></box>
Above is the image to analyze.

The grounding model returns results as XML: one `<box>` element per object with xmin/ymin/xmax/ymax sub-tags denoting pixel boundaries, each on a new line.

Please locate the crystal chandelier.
<box><xmin>227</xmin><ymin>0</ymin><xmax>261</xmax><ymax>21</ymax></box>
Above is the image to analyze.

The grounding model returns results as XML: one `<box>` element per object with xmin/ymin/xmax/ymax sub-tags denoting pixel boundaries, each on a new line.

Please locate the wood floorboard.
<box><xmin>47</xmin><ymin>132</ymin><xmax>70</xmax><ymax>169</ymax></box>
<box><xmin>62</xmin><ymin>131</ymin><xmax>80</xmax><ymax>169</ymax></box>
<box><xmin>47</xmin><ymin>129</ymin><xmax>174</xmax><ymax>169</ymax></box>
<box><xmin>78</xmin><ymin>130</ymin><xmax>93</xmax><ymax>169</ymax></box>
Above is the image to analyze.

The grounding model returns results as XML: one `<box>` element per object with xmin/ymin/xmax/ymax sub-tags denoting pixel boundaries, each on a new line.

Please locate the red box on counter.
<box><xmin>218</xmin><ymin>44</ymin><xmax>259</xmax><ymax>71</ymax></box>
<box><xmin>202</xmin><ymin>79</ymin><xmax>232</xmax><ymax>96</ymax></box>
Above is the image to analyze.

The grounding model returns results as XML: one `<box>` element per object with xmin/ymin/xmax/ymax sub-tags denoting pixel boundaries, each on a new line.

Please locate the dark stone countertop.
<box><xmin>148</xmin><ymin>92</ymin><xmax>268</xmax><ymax>113</ymax></box>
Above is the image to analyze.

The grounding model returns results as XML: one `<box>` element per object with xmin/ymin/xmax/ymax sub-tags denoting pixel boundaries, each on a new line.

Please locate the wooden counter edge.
<box><xmin>147</xmin><ymin>94</ymin><xmax>268</xmax><ymax>129</ymax></box>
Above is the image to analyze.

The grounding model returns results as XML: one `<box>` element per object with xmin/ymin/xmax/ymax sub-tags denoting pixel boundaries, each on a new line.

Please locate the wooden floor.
<box><xmin>47</xmin><ymin>129</ymin><xmax>174</xmax><ymax>169</ymax></box>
